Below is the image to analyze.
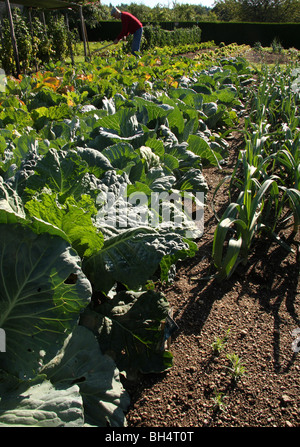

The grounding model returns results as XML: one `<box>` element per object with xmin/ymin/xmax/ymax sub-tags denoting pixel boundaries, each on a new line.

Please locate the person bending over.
<box><xmin>111</xmin><ymin>7</ymin><xmax>143</xmax><ymax>57</ymax></box>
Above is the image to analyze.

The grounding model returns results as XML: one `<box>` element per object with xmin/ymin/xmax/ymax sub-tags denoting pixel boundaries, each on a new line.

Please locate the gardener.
<box><xmin>111</xmin><ymin>7</ymin><xmax>143</xmax><ymax>57</ymax></box>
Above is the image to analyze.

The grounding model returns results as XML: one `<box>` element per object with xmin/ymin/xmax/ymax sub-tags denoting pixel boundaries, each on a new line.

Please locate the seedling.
<box><xmin>226</xmin><ymin>353</ymin><xmax>246</xmax><ymax>380</ymax></box>
<box><xmin>212</xmin><ymin>390</ymin><xmax>227</xmax><ymax>412</ymax></box>
<box><xmin>211</xmin><ymin>328</ymin><xmax>230</xmax><ymax>355</ymax></box>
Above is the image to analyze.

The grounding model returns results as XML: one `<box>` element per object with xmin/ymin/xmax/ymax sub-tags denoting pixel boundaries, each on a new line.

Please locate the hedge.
<box><xmin>84</xmin><ymin>21</ymin><xmax>300</xmax><ymax>49</ymax></box>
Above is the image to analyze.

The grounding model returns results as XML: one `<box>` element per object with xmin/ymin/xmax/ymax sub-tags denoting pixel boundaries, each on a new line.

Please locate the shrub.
<box><xmin>140</xmin><ymin>24</ymin><xmax>201</xmax><ymax>51</ymax></box>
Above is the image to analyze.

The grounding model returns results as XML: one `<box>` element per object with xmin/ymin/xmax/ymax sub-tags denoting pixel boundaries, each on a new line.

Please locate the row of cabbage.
<box><xmin>212</xmin><ymin>64</ymin><xmax>300</xmax><ymax>279</ymax></box>
<box><xmin>0</xmin><ymin>53</ymin><xmax>267</xmax><ymax>426</ymax></box>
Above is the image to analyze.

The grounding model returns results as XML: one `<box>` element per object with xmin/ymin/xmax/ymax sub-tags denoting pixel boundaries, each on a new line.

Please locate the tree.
<box><xmin>272</xmin><ymin>0</ymin><xmax>300</xmax><ymax>21</ymax></box>
<box><xmin>213</xmin><ymin>0</ymin><xmax>300</xmax><ymax>21</ymax></box>
<box><xmin>213</xmin><ymin>0</ymin><xmax>241</xmax><ymax>21</ymax></box>
<box><xmin>239</xmin><ymin>0</ymin><xmax>280</xmax><ymax>21</ymax></box>
<box><xmin>126</xmin><ymin>4</ymin><xmax>155</xmax><ymax>21</ymax></box>
<box><xmin>172</xmin><ymin>2</ymin><xmax>197</xmax><ymax>21</ymax></box>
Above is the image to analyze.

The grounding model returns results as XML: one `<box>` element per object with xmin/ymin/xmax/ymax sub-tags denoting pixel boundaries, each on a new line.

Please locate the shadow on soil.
<box><xmin>173</xmin><ymin>230</ymin><xmax>299</xmax><ymax>373</ymax></box>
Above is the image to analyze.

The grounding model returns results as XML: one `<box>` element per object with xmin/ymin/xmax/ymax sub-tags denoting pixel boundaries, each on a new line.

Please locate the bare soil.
<box><xmin>124</xmin><ymin>49</ymin><xmax>300</xmax><ymax>428</ymax></box>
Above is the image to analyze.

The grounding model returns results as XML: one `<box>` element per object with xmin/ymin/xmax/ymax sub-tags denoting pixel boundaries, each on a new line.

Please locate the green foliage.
<box><xmin>213</xmin><ymin>0</ymin><xmax>300</xmax><ymax>22</ymax></box>
<box><xmin>271</xmin><ymin>37</ymin><xmax>283</xmax><ymax>54</ymax></box>
<box><xmin>127</xmin><ymin>25</ymin><xmax>201</xmax><ymax>52</ymax></box>
<box><xmin>226</xmin><ymin>353</ymin><xmax>246</xmax><ymax>380</ymax></box>
<box><xmin>0</xmin><ymin>223</ymin><xmax>92</xmax><ymax>377</ymax></box>
<box><xmin>11</xmin><ymin>9</ymin><xmax>32</xmax><ymax>71</ymax></box>
<box><xmin>82</xmin><ymin>0</ymin><xmax>300</xmax><ymax>23</ymax></box>
<box><xmin>48</xmin><ymin>16</ymin><xmax>69</xmax><ymax>62</ymax></box>
<box><xmin>0</xmin><ymin>8</ymin><xmax>78</xmax><ymax>73</ymax></box>
<box><xmin>81</xmin><ymin>290</ymin><xmax>173</xmax><ymax>374</ymax></box>
<box><xmin>0</xmin><ymin>8</ymin><xmax>33</xmax><ymax>73</ymax></box>
<box><xmin>0</xmin><ymin>19</ymin><xmax>15</xmax><ymax>74</ymax></box>
<box><xmin>212</xmin><ymin>63</ymin><xmax>300</xmax><ymax>280</ymax></box>
<box><xmin>30</xmin><ymin>16</ymin><xmax>53</xmax><ymax>65</ymax></box>
<box><xmin>124</xmin><ymin>2</ymin><xmax>212</xmax><ymax>22</ymax></box>
<box><xmin>0</xmin><ymin>42</ymin><xmax>298</xmax><ymax>426</ymax></box>
<box><xmin>212</xmin><ymin>390</ymin><xmax>227</xmax><ymax>412</ymax></box>
<box><xmin>0</xmin><ymin>325</ymin><xmax>130</xmax><ymax>427</ymax></box>
<box><xmin>211</xmin><ymin>328</ymin><xmax>230</xmax><ymax>354</ymax></box>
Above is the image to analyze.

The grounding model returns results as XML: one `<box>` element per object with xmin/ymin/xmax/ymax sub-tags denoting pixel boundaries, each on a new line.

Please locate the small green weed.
<box><xmin>226</xmin><ymin>353</ymin><xmax>246</xmax><ymax>380</ymax></box>
<box><xmin>212</xmin><ymin>390</ymin><xmax>227</xmax><ymax>412</ymax></box>
<box><xmin>211</xmin><ymin>328</ymin><xmax>230</xmax><ymax>355</ymax></box>
<box><xmin>253</xmin><ymin>41</ymin><xmax>262</xmax><ymax>53</ymax></box>
<box><xmin>271</xmin><ymin>38</ymin><xmax>283</xmax><ymax>54</ymax></box>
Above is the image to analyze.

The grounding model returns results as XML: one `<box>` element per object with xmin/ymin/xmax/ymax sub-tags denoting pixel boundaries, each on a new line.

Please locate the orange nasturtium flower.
<box><xmin>33</xmin><ymin>74</ymin><xmax>63</xmax><ymax>92</ymax></box>
<box><xmin>77</xmin><ymin>74</ymin><xmax>93</xmax><ymax>82</ymax></box>
<box><xmin>42</xmin><ymin>77</ymin><xmax>62</xmax><ymax>91</ymax></box>
<box><xmin>169</xmin><ymin>80</ymin><xmax>179</xmax><ymax>88</ymax></box>
<box><xmin>67</xmin><ymin>98</ymin><xmax>75</xmax><ymax>106</ymax></box>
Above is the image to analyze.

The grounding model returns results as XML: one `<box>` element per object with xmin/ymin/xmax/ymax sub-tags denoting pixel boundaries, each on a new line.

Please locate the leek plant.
<box><xmin>212</xmin><ymin>62</ymin><xmax>300</xmax><ymax>280</ymax></box>
<box><xmin>212</xmin><ymin>161</ymin><xmax>280</xmax><ymax>279</ymax></box>
<box><xmin>271</xmin><ymin>140</ymin><xmax>300</xmax><ymax>234</ymax></box>
<box><xmin>274</xmin><ymin>136</ymin><xmax>300</xmax><ymax>190</ymax></box>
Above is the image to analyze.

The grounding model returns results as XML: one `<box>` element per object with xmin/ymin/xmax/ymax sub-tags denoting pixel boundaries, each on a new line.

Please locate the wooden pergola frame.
<box><xmin>0</xmin><ymin>0</ymin><xmax>89</xmax><ymax>76</ymax></box>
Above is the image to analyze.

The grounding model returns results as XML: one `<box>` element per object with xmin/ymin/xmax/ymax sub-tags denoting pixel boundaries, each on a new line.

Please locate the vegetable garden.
<box><xmin>0</xmin><ymin>37</ymin><xmax>299</xmax><ymax>427</ymax></box>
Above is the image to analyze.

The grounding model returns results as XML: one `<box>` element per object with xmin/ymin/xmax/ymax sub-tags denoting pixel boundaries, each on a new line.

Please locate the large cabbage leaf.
<box><xmin>80</xmin><ymin>290</ymin><xmax>173</xmax><ymax>375</ymax></box>
<box><xmin>82</xmin><ymin>226</ymin><xmax>191</xmax><ymax>293</ymax></box>
<box><xmin>0</xmin><ymin>376</ymin><xmax>84</xmax><ymax>427</ymax></box>
<box><xmin>25</xmin><ymin>192</ymin><xmax>104</xmax><ymax>258</ymax></box>
<box><xmin>0</xmin><ymin>326</ymin><xmax>129</xmax><ymax>427</ymax></box>
<box><xmin>89</xmin><ymin>109</ymin><xmax>151</xmax><ymax>151</ymax></box>
<box><xmin>42</xmin><ymin>325</ymin><xmax>130</xmax><ymax>427</ymax></box>
<box><xmin>0</xmin><ymin>224</ymin><xmax>92</xmax><ymax>379</ymax></box>
<box><xmin>19</xmin><ymin>148</ymin><xmax>89</xmax><ymax>202</ymax></box>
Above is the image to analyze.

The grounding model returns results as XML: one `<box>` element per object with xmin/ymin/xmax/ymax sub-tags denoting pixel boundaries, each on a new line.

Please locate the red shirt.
<box><xmin>117</xmin><ymin>12</ymin><xmax>142</xmax><ymax>41</ymax></box>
